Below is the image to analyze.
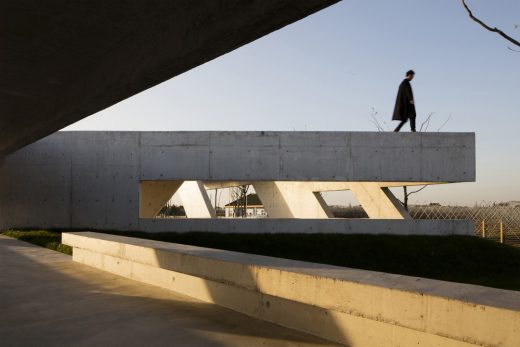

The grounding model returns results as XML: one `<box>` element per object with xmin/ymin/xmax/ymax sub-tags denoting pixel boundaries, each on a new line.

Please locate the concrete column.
<box><xmin>349</xmin><ymin>182</ymin><xmax>411</xmax><ymax>219</ymax></box>
<box><xmin>139</xmin><ymin>181</ymin><xmax>182</xmax><ymax>218</ymax></box>
<box><xmin>177</xmin><ymin>181</ymin><xmax>216</xmax><ymax>218</ymax></box>
<box><xmin>253</xmin><ymin>182</ymin><xmax>333</xmax><ymax>218</ymax></box>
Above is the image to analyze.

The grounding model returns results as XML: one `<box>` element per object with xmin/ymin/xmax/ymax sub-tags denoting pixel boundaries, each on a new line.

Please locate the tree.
<box><xmin>461</xmin><ymin>0</ymin><xmax>520</xmax><ymax>51</ymax></box>
<box><xmin>230</xmin><ymin>184</ymin><xmax>250</xmax><ymax>218</ymax></box>
<box><xmin>402</xmin><ymin>185</ymin><xmax>427</xmax><ymax>211</ymax></box>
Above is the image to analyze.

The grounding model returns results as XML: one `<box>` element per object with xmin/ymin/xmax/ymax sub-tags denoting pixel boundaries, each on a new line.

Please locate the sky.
<box><xmin>64</xmin><ymin>0</ymin><xmax>520</xmax><ymax>206</ymax></box>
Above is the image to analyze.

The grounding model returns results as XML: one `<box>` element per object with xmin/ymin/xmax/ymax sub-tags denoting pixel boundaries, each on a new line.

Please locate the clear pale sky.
<box><xmin>64</xmin><ymin>0</ymin><xmax>520</xmax><ymax>206</ymax></box>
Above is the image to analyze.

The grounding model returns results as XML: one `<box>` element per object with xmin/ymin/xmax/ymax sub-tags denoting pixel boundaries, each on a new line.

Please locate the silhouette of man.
<box><xmin>393</xmin><ymin>70</ymin><xmax>416</xmax><ymax>132</ymax></box>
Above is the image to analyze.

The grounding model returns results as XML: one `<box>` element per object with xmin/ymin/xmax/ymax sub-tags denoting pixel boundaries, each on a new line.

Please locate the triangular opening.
<box><xmin>321</xmin><ymin>190</ymin><xmax>368</xmax><ymax>218</ymax></box>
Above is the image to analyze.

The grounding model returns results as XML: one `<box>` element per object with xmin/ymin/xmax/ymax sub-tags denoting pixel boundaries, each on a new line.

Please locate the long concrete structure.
<box><xmin>0</xmin><ymin>0</ymin><xmax>339</xmax><ymax>157</ymax></box>
<box><xmin>0</xmin><ymin>131</ymin><xmax>475</xmax><ymax>234</ymax></box>
<box><xmin>63</xmin><ymin>232</ymin><xmax>520</xmax><ymax>346</ymax></box>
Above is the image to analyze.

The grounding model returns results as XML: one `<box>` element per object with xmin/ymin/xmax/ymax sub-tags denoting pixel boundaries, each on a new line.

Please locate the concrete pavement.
<box><xmin>0</xmin><ymin>235</ymin><xmax>336</xmax><ymax>347</ymax></box>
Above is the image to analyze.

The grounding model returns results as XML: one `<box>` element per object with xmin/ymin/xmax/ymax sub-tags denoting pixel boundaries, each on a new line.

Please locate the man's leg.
<box><xmin>394</xmin><ymin>119</ymin><xmax>407</xmax><ymax>132</ymax></box>
<box><xmin>410</xmin><ymin>116</ymin><xmax>416</xmax><ymax>132</ymax></box>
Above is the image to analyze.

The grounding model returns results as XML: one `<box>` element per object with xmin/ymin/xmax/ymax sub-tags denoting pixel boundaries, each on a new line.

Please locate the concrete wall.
<box><xmin>0</xmin><ymin>131</ymin><xmax>475</xmax><ymax>233</ymax></box>
<box><xmin>63</xmin><ymin>232</ymin><xmax>520</xmax><ymax>346</ymax></box>
<box><xmin>137</xmin><ymin>218</ymin><xmax>472</xmax><ymax>235</ymax></box>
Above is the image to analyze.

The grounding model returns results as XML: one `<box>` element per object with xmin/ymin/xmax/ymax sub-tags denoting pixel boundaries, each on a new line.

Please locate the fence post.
<box><xmin>481</xmin><ymin>220</ymin><xmax>485</xmax><ymax>238</ymax></box>
<box><xmin>500</xmin><ymin>220</ymin><xmax>504</xmax><ymax>244</ymax></box>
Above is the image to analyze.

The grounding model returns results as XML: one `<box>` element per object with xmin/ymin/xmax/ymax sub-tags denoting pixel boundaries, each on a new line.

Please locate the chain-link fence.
<box><xmin>331</xmin><ymin>203</ymin><xmax>520</xmax><ymax>246</ymax></box>
<box><xmin>410</xmin><ymin>203</ymin><xmax>520</xmax><ymax>246</ymax></box>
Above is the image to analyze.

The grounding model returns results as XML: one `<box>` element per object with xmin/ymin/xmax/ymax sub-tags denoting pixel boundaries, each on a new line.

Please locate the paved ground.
<box><xmin>0</xmin><ymin>235</ymin><xmax>337</xmax><ymax>347</ymax></box>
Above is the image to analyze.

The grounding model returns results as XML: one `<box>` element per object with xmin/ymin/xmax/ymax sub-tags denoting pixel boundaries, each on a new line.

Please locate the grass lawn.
<box><xmin>3</xmin><ymin>230</ymin><xmax>520</xmax><ymax>291</ymax></box>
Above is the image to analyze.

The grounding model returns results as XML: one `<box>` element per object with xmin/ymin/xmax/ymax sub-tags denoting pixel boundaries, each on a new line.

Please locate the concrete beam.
<box><xmin>349</xmin><ymin>182</ymin><xmax>411</xmax><ymax>219</ymax></box>
<box><xmin>177</xmin><ymin>181</ymin><xmax>216</xmax><ymax>219</ymax></box>
<box><xmin>138</xmin><ymin>219</ymin><xmax>472</xmax><ymax>235</ymax></box>
<box><xmin>203</xmin><ymin>181</ymin><xmax>251</xmax><ymax>190</ymax></box>
<box><xmin>253</xmin><ymin>181</ymin><xmax>333</xmax><ymax>218</ymax></box>
<box><xmin>304</xmin><ymin>181</ymin><xmax>441</xmax><ymax>190</ymax></box>
<box><xmin>205</xmin><ymin>182</ymin><xmax>438</xmax><ymax>190</ymax></box>
<box><xmin>138</xmin><ymin>131</ymin><xmax>475</xmax><ymax>182</ymax></box>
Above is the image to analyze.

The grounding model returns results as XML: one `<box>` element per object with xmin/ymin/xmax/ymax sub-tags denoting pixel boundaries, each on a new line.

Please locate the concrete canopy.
<box><xmin>0</xmin><ymin>0</ymin><xmax>339</xmax><ymax>157</ymax></box>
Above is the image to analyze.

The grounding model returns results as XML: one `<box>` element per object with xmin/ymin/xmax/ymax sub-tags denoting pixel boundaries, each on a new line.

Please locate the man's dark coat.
<box><xmin>392</xmin><ymin>79</ymin><xmax>416</xmax><ymax>121</ymax></box>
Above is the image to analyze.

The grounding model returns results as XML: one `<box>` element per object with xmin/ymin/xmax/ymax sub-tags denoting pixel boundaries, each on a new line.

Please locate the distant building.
<box><xmin>224</xmin><ymin>194</ymin><xmax>266</xmax><ymax>218</ymax></box>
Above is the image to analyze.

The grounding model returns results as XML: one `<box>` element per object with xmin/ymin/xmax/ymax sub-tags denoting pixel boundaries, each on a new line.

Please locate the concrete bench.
<box><xmin>63</xmin><ymin>232</ymin><xmax>520</xmax><ymax>346</ymax></box>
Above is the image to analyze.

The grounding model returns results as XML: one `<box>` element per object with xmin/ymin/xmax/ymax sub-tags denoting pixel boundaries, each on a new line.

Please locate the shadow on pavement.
<box><xmin>0</xmin><ymin>236</ymin><xmax>340</xmax><ymax>347</ymax></box>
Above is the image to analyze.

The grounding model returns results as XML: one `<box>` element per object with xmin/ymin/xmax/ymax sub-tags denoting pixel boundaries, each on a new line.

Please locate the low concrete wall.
<box><xmin>139</xmin><ymin>218</ymin><xmax>473</xmax><ymax>235</ymax></box>
<box><xmin>63</xmin><ymin>232</ymin><xmax>520</xmax><ymax>347</ymax></box>
<box><xmin>0</xmin><ymin>131</ymin><xmax>475</xmax><ymax>233</ymax></box>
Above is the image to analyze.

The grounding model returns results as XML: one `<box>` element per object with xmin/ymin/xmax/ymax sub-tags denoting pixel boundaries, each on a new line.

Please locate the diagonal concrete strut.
<box><xmin>349</xmin><ymin>182</ymin><xmax>411</xmax><ymax>219</ymax></box>
<box><xmin>253</xmin><ymin>182</ymin><xmax>333</xmax><ymax>218</ymax></box>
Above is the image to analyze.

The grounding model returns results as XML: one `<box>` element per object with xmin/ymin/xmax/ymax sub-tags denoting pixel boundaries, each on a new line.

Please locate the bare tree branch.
<box><xmin>419</xmin><ymin>112</ymin><xmax>435</xmax><ymax>132</ymax></box>
<box><xmin>423</xmin><ymin>112</ymin><xmax>434</xmax><ymax>132</ymax></box>
<box><xmin>401</xmin><ymin>185</ymin><xmax>428</xmax><ymax>211</ymax></box>
<box><xmin>407</xmin><ymin>185</ymin><xmax>428</xmax><ymax>197</ymax></box>
<box><xmin>370</xmin><ymin>107</ymin><xmax>386</xmax><ymax>132</ymax></box>
<box><xmin>437</xmin><ymin>113</ymin><xmax>452</xmax><ymax>132</ymax></box>
<box><xmin>461</xmin><ymin>0</ymin><xmax>520</xmax><ymax>48</ymax></box>
<box><xmin>371</xmin><ymin>120</ymin><xmax>384</xmax><ymax>132</ymax></box>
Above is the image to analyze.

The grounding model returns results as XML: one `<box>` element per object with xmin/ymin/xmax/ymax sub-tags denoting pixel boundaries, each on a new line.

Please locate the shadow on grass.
<box><xmin>3</xmin><ymin>229</ymin><xmax>520</xmax><ymax>291</ymax></box>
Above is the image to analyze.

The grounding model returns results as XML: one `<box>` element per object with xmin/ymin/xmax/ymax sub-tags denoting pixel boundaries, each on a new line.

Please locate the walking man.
<box><xmin>393</xmin><ymin>70</ymin><xmax>416</xmax><ymax>132</ymax></box>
